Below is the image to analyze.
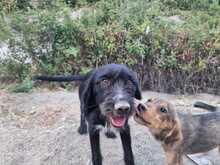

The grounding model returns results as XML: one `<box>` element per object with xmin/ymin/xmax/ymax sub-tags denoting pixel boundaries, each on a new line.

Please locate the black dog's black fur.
<box><xmin>33</xmin><ymin>75</ymin><xmax>87</xmax><ymax>82</ymax></box>
<box><xmin>194</xmin><ymin>101</ymin><xmax>219</xmax><ymax>112</ymax></box>
<box><xmin>34</xmin><ymin>64</ymin><xmax>141</xmax><ymax>165</ymax></box>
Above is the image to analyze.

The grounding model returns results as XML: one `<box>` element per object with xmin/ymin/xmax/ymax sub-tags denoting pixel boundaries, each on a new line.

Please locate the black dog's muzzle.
<box><xmin>114</xmin><ymin>101</ymin><xmax>131</xmax><ymax>115</ymax></box>
<box><xmin>100</xmin><ymin>98</ymin><xmax>133</xmax><ymax>128</ymax></box>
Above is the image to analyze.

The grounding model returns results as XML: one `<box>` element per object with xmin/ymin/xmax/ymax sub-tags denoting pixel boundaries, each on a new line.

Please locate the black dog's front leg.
<box><xmin>120</xmin><ymin>125</ymin><xmax>135</xmax><ymax>165</ymax></box>
<box><xmin>89</xmin><ymin>128</ymin><xmax>102</xmax><ymax>165</ymax></box>
<box><xmin>78</xmin><ymin>104</ymin><xmax>88</xmax><ymax>134</ymax></box>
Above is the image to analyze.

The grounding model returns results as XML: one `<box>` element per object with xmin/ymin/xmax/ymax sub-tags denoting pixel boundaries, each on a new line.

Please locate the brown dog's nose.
<box><xmin>133</xmin><ymin>98</ymin><xmax>146</xmax><ymax>113</ymax></box>
<box><xmin>114</xmin><ymin>101</ymin><xmax>130</xmax><ymax>113</ymax></box>
<box><xmin>137</xmin><ymin>103</ymin><xmax>146</xmax><ymax>112</ymax></box>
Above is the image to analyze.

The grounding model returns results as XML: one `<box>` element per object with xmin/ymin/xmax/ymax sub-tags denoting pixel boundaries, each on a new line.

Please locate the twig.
<box><xmin>186</xmin><ymin>155</ymin><xmax>200</xmax><ymax>165</ymax></box>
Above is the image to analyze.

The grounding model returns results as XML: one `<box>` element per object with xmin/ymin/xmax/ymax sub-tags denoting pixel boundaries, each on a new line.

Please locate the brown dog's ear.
<box><xmin>164</xmin><ymin>120</ymin><xmax>182</xmax><ymax>144</ymax></box>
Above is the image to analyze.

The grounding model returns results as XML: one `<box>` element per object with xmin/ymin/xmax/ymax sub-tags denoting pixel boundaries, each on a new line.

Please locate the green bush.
<box><xmin>9</xmin><ymin>78</ymin><xmax>33</xmax><ymax>93</ymax></box>
<box><xmin>16</xmin><ymin>0</ymin><xmax>31</xmax><ymax>10</ymax></box>
<box><xmin>0</xmin><ymin>0</ymin><xmax>16</xmax><ymax>12</ymax></box>
<box><xmin>0</xmin><ymin>14</ymin><xmax>11</xmax><ymax>40</ymax></box>
<box><xmin>1</xmin><ymin>0</ymin><xmax>219</xmax><ymax>93</ymax></box>
<box><xmin>161</xmin><ymin>0</ymin><xmax>218</xmax><ymax>10</ymax></box>
<box><xmin>64</xmin><ymin>0</ymin><xmax>78</xmax><ymax>7</ymax></box>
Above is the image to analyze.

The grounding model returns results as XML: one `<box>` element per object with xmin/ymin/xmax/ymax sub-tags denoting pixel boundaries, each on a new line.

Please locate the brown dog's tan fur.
<box><xmin>134</xmin><ymin>98</ymin><xmax>220</xmax><ymax>165</ymax></box>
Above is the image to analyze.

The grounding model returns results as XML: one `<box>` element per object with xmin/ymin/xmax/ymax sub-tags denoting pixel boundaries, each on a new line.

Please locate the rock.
<box><xmin>161</xmin><ymin>15</ymin><xmax>184</xmax><ymax>25</ymax></box>
<box><xmin>167</xmin><ymin>15</ymin><xmax>184</xmax><ymax>23</ymax></box>
<box><xmin>0</xmin><ymin>42</ymin><xmax>9</xmax><ymax>59</ymax></box>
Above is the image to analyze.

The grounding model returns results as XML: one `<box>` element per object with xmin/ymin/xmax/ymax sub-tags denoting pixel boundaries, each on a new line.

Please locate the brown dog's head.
<box><xmin>133</xmin><ymin>98</ymin><xmax>181</xmax><ymax>143</ymax></box>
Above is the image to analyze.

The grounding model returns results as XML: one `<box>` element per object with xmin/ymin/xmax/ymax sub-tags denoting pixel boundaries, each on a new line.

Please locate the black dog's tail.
<box><xmin>194</xmin><ymin>101</ymin><xmax>219</xmax><ymax>112</ymax></box>
<box><xmin>33</xmin><ymin>75</ymin><xmax>87</xmax><ymax>82</ymax></box>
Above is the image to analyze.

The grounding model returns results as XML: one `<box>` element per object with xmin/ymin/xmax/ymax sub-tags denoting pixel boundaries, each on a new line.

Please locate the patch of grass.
<box><xmin>8</xmin><ymin>78</ymin><xmax>33</xmax><ymax>93</ymax></box>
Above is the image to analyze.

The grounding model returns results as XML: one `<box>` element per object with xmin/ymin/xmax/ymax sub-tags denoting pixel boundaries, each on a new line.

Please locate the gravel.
<box><xmin>0</xmin><ymin>89</ymin><xmax>219</xmax><ymax>165</ymax></box>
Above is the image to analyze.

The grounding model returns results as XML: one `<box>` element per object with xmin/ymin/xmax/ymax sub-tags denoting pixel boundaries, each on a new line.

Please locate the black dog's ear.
<box><xmin>133</xmin><ymin>71</ymin><xmax>142</xmax><ymax>99</ymax></box>
<box><xmin>135</xmin><ymin>84</ymin><xmax>142</xmax><ymax>100</ymax></box>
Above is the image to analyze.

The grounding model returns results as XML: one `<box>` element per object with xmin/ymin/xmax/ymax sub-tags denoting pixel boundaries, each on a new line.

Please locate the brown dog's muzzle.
<box><xmin>133</xmin><ymin>98</ymin><xmax>152</xmax><ymax>126</ymax></box>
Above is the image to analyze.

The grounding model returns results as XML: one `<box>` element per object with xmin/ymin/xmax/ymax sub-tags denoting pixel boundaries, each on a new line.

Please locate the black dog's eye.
<box><xmin>127</xmin><ymin>80</ymin><xmax>133</xmax><ymax>88</ymax></box>
<box><xmin>147</xmin><ymin>98</ymin><xmax>156</xmax><ymax>102</ymax></box>
<box><xmin>160</xmin><ymin>107</ymin><xmax>168</xmax><ymax>113</ymax></box>
<box><xmin>147</xmin><ymin>98</ymin><xmax>153</xmax><ymax>102</ymax></box>
<box><xmin>100</xmin><ymin>79</ymin><xmax>111</xmax><ymax>88</ymax></box>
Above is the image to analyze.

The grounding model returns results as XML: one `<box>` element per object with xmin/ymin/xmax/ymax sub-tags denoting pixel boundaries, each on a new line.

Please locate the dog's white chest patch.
<box><xmin>94</xmin><ymin>124</ymin><xmax>118</xmax><ymax>136</ymax></box>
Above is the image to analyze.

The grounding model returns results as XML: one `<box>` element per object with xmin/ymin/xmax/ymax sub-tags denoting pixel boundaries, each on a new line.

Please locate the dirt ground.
<box><xmin>0</xmin><ymin>89</ymin><xmax>220</xmax><ymax>165</ymax></box>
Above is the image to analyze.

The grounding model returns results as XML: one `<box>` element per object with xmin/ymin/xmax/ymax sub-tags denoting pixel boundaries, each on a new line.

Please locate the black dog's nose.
<box><xmin>114</xmin><ymin>101</ymin><xmax>130</xmax><ymax>113</ymax></box>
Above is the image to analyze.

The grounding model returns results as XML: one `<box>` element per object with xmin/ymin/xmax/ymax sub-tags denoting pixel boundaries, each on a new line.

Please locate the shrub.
<box><xmin>0</xmin><ymin>0</ymin><xmax>16</xmax><ymax>12</ymax></box>
<box><xmin>16</xmin><ymin>0</ymin><xmax>31</xmax><ymax>10</ymax></box>
<box><xmin>161</xmin><ymin>0</ymin><xmax>217</xmax><ymax>10</ymax></box>
<box><xmin>64</xmin><ymin>0</ymin><xmax>78</xmax><ymax>7</ymax></box>
<box><xmin>1</xmin><ymin>0</ymin><xmax>219</xmax><ymax>94</ymax></box>
<box><xmin>9</xmin><ymin>78</ymin><xmax>33</xmax><ymax>93</ymax></box>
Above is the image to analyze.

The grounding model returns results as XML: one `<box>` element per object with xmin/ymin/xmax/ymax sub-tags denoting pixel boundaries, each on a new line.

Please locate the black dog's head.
<box><xmin>82</xmin><ymin>64</ymin><xmax>141</xmax><ymax>128</ymax></box>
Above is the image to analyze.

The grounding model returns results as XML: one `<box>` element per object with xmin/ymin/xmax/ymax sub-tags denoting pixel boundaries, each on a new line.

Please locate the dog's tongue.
<box><xmin>110</xmin><ymin>116</ymin><xmax>126</xmax><ymax>128</ymax></box>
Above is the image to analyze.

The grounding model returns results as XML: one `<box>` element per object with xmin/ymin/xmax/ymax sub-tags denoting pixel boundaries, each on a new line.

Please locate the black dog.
<box><xmin>34</xmin><ymin>64</ymin><xmax>141</xmax><ymax>165</ymax></box>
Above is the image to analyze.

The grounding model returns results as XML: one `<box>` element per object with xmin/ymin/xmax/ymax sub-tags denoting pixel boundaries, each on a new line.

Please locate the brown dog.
<box><xmin>133</xmin><ymin>98</ymin><xmax>220</xmax><ymax>165</ymax></box>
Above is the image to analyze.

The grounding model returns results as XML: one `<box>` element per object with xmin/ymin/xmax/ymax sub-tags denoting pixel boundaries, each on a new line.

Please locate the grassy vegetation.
<box><xmin>0</xmin><ymin>0</ymin><xmax>219</xmax><ymax>93</ymax></box>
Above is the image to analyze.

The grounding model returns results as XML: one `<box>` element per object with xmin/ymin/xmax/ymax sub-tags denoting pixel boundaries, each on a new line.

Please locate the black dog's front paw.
<box><xmin>78</xmin><ymin>125</ymin><xmax>88</xmax><ymax>134</ymax></box>
<box><xmin>105</xmin><ymin>130</ymin><xmax>117</xmax><ymax>138</ymax></box>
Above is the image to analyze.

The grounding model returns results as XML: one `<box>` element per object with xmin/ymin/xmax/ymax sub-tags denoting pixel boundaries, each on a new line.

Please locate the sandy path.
<box><xmin>0</xmin><ymin>89</ymin><xmax>219</xmax><ymax>165</ymax></box>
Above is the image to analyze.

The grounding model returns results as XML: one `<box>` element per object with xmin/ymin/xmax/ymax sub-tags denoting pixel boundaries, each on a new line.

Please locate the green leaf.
<box><xmin>64</xmin><ymin>47</ymin><xmax>79</xmax><ymax>57</ymax></box>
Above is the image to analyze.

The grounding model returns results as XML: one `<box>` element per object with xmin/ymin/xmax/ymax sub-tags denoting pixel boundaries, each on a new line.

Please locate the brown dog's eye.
<box><xmin>100</xmin><ymin>79</ymin><xmax>111</xmax><ymax>88</ymax></box>
<box><xmin>160</xmin><ymin>107</ymin><xmax>168</xmax><ymax>113</ymax></box>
